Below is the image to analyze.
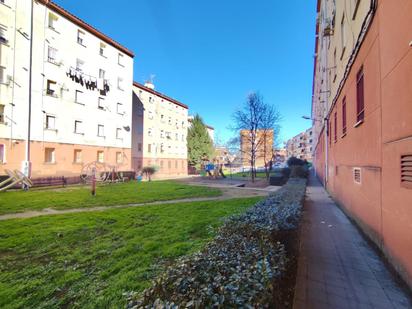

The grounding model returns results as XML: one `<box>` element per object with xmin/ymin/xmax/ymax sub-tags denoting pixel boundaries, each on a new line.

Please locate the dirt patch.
<box><xmin>271</xmin><ymin>229</ymin><xmax>299</xmax><ymax>308</ymax></box>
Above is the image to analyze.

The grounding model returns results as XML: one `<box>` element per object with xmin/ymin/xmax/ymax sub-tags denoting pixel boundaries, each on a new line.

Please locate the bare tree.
<box><xmin>231</xmin><ymin>92</ymin><xmax>281</xmax><ymax>182</ymax></box>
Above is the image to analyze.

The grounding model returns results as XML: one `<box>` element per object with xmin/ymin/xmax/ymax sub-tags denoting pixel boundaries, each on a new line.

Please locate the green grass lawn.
<box><xmin>0</xmin><ymin>197</ymin><xmax>261</xmax><ymax>308</ymax></box>
<box><xmin>0</xmin><ymin>181</ymin><xmax>221</xmax><ymax>215</ymax></box>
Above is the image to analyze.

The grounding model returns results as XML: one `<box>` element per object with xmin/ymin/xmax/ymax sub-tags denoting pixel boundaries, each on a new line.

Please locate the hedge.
<box><xmin>126</xmin><ymin>178</ymin><xmax>307</xmax><ymax>308</ymax></box>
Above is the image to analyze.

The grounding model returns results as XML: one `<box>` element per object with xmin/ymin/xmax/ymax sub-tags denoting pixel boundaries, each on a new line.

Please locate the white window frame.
<box><xmin>116</xmin><ymin>128</ymin><xmax>122</xmax><ymax>140</ymax></box>
<box><xmin>97</xmin><ymin>151</ymin><xmax>104</xmax><ymax>163</ymax></box>
<box><xmin>0</xmin><ymin>143</ymin><xmax>5</xmax><ymax>164</ymax></box>
<box><xmin>116</xmin><ymin>102</ymin><xmax>123</xmax><ymax>115</ymax></box>
<box><xmin>98</xmin><ymin>97</ymin><xmax>105</xmax><ymax>110</ymax></box>
<box><xmin>74</xmin><ymin>120</ymin><xmax>83</xmax><ymax>134</ymax></box>
<box><xmin>0</xmin><ymin>25</ymin><xmax>8</xmax><ymax>44</ymax></box>
<box><xmin>44</xmin><ymin>147</ymin><xmax>56</xmax><ymax>163</ymax></box>
<box><xmin>97</xmin><ymin>124</ymin><xmax>105</xmax><ymax>137</ymax></box>
<box><xmin>45</xmin><ymin>114</ymin><xmax>56</xmax><ymax>130</ymax></box>
<box><xmin>46</xmin><ymin>80</ymin><xmax>57</xmax><ymax>97</ymax></box>
<box><xmin>0</xmin><ymin>104</ymin><xmax>5</xmax><ymax>123</ymax></box>
<box><xmin>75</xmin><ymin>90</ymin><xmax>84</xmax><ymax>105</ymax></box>
<box><xmin>99</xmin><ymin>42</ymin><xmax>106</xmax><ymax>57</ymax></box>
<box><xmin>117</xmin><ymin>77</ymin><xmax>124</xmax><ymax>91</ymax></box>
<box><xmin>48</xmin><ymin>13</ymin><xmax>58</xmax><ymax>31</ymax></box>
<box><xmin>47</xmin><ymin>46</ymin><xmax>58</xmax><ymax>65</ymax></box>
<box><xmin>74</xmin><ymin>149</ymin><xmax>82</xmax><ymax>163</ymax></box>
<box><xmin>99</xmin><ymin>69</ymin><xmax>106</xmax><ymax>79</ymax></box>
<box><xmin>116</xmin><ymin>152</ymin><xmax>123</xmax><ymax>164</ymax></box>
<box><xmin>118</xmin><ymin>53</ymin><xmax>124</xmax><ymax>66</ymax></box>
<box><xmin>76</xmin><ymin>58</ymin><xmax>84</xmax><ymax>72</ymax></box>
<box><xmin>77</xmin><ymin>29</ymin><xmax>86</xmax><ymax>46</ymax></box>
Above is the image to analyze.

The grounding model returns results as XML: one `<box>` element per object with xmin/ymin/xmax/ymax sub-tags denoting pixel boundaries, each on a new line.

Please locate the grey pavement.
<box><xmin>293</xmin><ymin>173</ymin><xmax>412</xmax><ymax>309</ymax></box>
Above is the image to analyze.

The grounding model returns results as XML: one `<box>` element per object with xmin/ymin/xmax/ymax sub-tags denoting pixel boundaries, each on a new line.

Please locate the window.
<box><xmin>329</xmin><ymin>121</ymin><xmax>332</xmax><ymax>145</ymax></box>
<box><xmin>74</xmin><ymin>149</ymin><xmax>82</xmax><ymax>163</ymax></box>
<box><xmin>161</xmin><ymin>114</ymin><xmax>165</xmax><ymax>122</ymax></box>
<box><xmin>160</xmin><ymin>130</ymin><xmax>164</xmax><ymax>138</ymax></box>
<box><xmin>334</xmin><ymin>112</ymin><xmax>337</xmax><ymax>142</ymax></box>
<box><xmin>168</xmin><ymin>161</ymin><xmax>171</xmax><ymax>169</ymax></box>
<box><xmin>47</xmin><ymin>46</ymin><xmax>58</xmax><ymax>64</ymax></box>
<box><xmin>148</xmin><ymin>97</ymin><xmax>152</xmax><ymax>103</ymax></box>
<box><xmin>0</xmin><ymin>66</ymin><xmax>5</xmax><ymax>84</ymax></box>
<box><xmin>117</xmin><ymin>77</ymin><xmax>124</xmax><ymax>90</ymax></box>
<box><xmin>160</xmin><ymin>160</ymin><xmax>164</xmax><ymax>169</ymax></box>
<box><xmin>342</xmin><ymin>97</ymin><xmax>347</xmax><ymax>135</ymax></box>
<box><xmin>45</xmin><ymin>115</ymin><xmax>55</xmax><ymax>130</ymax></box>
<box><xmin>48</xmin><ymin>13</ymin><xmax>58</xmax><ymax>31</ymax></box>
<box><xmin>0</xmin><ymin>144</ymin><xmax>4</xmax><ymax>163</ymax></box>
<box><xmin>138</xmin><ymin>143</ymin><xmax>142</xmax><ymax>152</ymax></box>
<box><xmin>116</xmin><ymin>103</ymin><xmax>123</xmax><ymax>114</ymax></box>
<box><xmin>0</xmin><ymin>104</ymin><xmax>4</xmax><ymax>123</ymax></box>
<box><xmin>175</xmin><ymin>133</ymin><xmax>178</xmax><ymax>140</ymax></box>
<box><xmin>75</xmin><ymin>90</ymin><xmax>84</xmax><ymax>104</ymax></box>
<box><xmin>98</xmin><ymin>97</ymin><xmax>105</xmax><ymax>110</ymax></box>
<box><xmin>340</xmin><ymin>14</ymin><xmax>346</xmax><ymax>57</ymax></box>
<box><xmin>116</xmin><ymin>128</ymin><xmax>122</xmax><ymax>139</ymax></box>
<box><xmin>77</xmin><ymin>30</ymin><xmax>85</xmax><ymax>46</ymax></box>
<box><xmin>76</xmin><ymin>58</ymin><xmax>84</xmax><ymax>72</ymax></box>
<box><xmin>46</xmin><ymin>80</ymin><xmax>57</xmax><ymax>96</ymax></box>
<box><xmin>148</xmin><ymin>144</ymin><xmax>152</xmax><ymax>153</ymax></box>
<box><xmin>0</xmin><ymin>25</ymin><xmax>8</xmax><ymax>44</ymax></box>
<box><xmin>148</xmin><ymin>128</ymin><xmax>152</xmax><ymax>137</ymax></box>
<box><xmin>99</xmin><ymin>69</ymin><xmax>106</xmax><ymax>79</ymax></box>
<box><xmin>74</xmin><ymin>120</ymin><xmax>83</xmax><ymax>134</ymax></box>
<box><xmin>45</xmin><ymin>148</ymin><xmax>55</xmax><ymax>163</ymax></box>
<box><xmin>116</xmin><ymin>152</ymin><xmax>123</xmax><ymax>164</ymax></box>
<box><xmin>160</xmin><ymin>143</ymin><xmax>164</xmax><ymax>153</ymax></box>
<box><xmin>118</xmin><ymin>53</ymin><xmax>124</xmax><ymax>66</ymax></box>
<box><xmin>99</xmin><ymin>42</ymin><xmax>106</xmax><ymax>57</ymax></box>
<box><xmin>98</xmin><ymin>124</ymin><xmax>104</xmax><ymax>137</ymax></box>
<box><xmin>356</xmin><ymin>66</ymin><xmax>365</xmax><ymax>123</ymax></box>
<box><xmin>148</xmin><ymin>110</ymin><xmax>154</xmax><ymax>120</ymax></box>
<box><xmin>97</xmin><ymin>151</ymin><xmax>104</xmax><ymax>163</ymax></box>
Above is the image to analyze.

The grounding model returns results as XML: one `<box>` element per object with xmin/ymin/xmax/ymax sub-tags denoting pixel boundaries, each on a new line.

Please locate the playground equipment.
<box><xmin>0</xmin><ymin>169</ymin><xmax>33</xmax><ymax>192</ymax></box>
<box><xmin>81</xmin><ymin>161</ymin><xmax>126</xmax><ymax>184</ymax></box>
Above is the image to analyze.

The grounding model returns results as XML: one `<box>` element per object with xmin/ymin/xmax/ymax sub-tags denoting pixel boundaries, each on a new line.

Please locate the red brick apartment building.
<box><xmin>312</xmin><ymin>0</ymin><xmax>412</xmax><ymax>288</ymax></box>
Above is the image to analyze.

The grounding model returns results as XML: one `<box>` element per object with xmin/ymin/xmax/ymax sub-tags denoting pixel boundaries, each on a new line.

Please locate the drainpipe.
<box><xmin>23</xmin><ymin>0</ymin><xmax>34</xmax><ymax>178</ymax></box>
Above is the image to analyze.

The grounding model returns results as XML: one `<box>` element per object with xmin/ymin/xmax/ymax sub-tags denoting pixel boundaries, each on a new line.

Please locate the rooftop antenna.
<box><xmin>145</xmin><ymin>74</ymin><xmax>156</xmax><ymax>90</ymax></box>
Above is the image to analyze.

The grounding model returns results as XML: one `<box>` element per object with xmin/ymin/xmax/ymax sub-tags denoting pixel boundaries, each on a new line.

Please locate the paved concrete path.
<box><xmin>293</xmin><ymin>173</ymin><xmax>412</xmax><ymax>309</ymax></box>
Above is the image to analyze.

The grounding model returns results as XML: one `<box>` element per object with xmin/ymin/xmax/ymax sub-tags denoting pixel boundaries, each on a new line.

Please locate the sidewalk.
<box><xmin>293</xmin><ymin>173</ymin><xmax>412</xmax><ymax>309</ymax></box>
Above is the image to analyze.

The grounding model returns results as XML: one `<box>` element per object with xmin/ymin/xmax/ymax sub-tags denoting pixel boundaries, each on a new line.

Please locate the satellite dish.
<box><xmin>123</xmin><ymin>126</ymin><xmax>130</xmax><ymax>132</ymax></box>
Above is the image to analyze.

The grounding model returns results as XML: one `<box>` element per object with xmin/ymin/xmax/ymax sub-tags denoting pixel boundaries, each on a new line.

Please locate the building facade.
<box><xmin>0</xmin><ymin>0</ymin><xmax>134</xmax><ymax>177</ymax></box>
<box><xmin>285</xmin><ymin>128</ymin><xmax>313</xmax><ymax>161</ymax></box>
<box><xmin>312</xmin><ymin>0</ymin><xmax>412</xmax><ymax>288</ymax></box>
<box><xmin>132</xmin><ymin>82</ymin><xmax>188</xmax><ymax>178</ymax></box>
<box><xmin>240</xmin><ymin>129</ymin><xmax>274</xmax><ymax>168</ymax></box>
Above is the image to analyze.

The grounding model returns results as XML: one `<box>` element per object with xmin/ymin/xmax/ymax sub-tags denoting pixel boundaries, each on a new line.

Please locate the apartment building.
<box><xmin>285</xmin><ymin>128</ymin><xmax>313</xmax><ymax>161</ymax></box>
<box><xmin>312</xmin><ymin>0</ymin><xmax>412</xmax><ymax>288</ymax></box>
<box><xmin>132</xmin><ymin>82</ymin><xmax>188</xmax><ymax>178</ymax></box>
<box><xmin>0</xmin><ymin>0</ymin><xmax>134</xmax><ymax>177</ymax></box>
<box><xmin>240</xmin><ymin>129</ymin><xmax>274</xmax><ymax>168</ymax></box>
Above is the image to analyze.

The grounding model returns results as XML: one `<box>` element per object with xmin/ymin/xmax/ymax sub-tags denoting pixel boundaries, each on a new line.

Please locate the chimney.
<box><xmin>144</xmin><ymin>81</ymin><xmax>155</xmax><ymax>90</ymax></box>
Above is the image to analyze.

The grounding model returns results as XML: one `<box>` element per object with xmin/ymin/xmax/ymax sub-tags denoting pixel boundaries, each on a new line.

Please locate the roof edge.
<box><xmin>133</xmin><ymin>81</ymin><xmax>189</xmax><ymax>110</ymax></box>
<box><xmin>38</xmin><ymin>0</ymin><xmax>134</xmax><ymax>58</ymax></box>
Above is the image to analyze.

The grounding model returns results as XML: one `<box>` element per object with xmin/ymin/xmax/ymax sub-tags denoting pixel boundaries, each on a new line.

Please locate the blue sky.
<box><xmin>55</xmin><ymin>0</ymin><xmax>317</xmax><ymax>146</ymax></box>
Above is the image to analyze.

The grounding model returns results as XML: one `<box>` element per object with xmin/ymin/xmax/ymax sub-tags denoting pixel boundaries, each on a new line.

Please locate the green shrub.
<box><xmin>287</xmin><ymin>156</ymin><xmax>306</xmax><ymax>167</ymax></box>
<box><xmin>142</xmin><ymin>166</ymin><xmax>157</xmax><ymax>181</ymax></box>
<box><xmin>127</xmin><ymin>179</ymin><xmax>307</xmax><ymax>308</ymax></box>
<box><xmin>290</xmin><ymin>165</ymin><xmax>309</xmax><ymax>178</ymax></box>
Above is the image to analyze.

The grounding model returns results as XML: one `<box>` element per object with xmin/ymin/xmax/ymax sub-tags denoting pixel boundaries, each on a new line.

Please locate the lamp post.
<box><xmin>23</xmin><ymin>0</ymin><xmax>34</xmax><ymax>180</ymax></box>
<box><xmin>302</xmin><ymin>116</ymin><xmax>329</xmax><ymax>186</ymax></box>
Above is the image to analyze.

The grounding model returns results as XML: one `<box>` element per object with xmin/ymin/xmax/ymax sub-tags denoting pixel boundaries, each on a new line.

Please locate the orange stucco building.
<box><xmin>312</xmin><ymin>0</ymin><xmax>412</xmax><ymax>289</ymax></box>
<box><xmin>240</xmin><ymin>129</ymin><xmax>274</xmax><ymax>168</ymax></box>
